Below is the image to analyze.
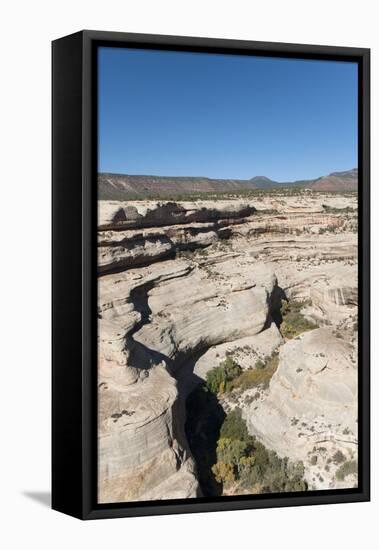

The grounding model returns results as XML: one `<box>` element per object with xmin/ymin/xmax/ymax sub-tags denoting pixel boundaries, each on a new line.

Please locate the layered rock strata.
<box><xmin>98</xmin><ymin>193</ymin><xmax>358</xmax><ymax>501</ymax></box>
<box><xmin>244</xmin><ymin>328</ymin><xmax>358</xmax><ymax>489</ymax></box>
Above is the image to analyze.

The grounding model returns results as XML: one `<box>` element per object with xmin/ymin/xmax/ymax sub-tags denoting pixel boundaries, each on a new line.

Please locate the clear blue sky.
<box><xmin>98</xmin><ymin>47</ymin><xmax>358</xmax><ymax>181</ymax></box>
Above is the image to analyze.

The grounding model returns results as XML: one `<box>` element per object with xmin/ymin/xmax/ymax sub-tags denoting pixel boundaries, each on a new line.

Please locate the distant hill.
<box><xmin>98</xmin><ymin>168</ymin><xmax>357</xmax><ymax>199</ymax></box>
<box><xmin>247</xmin><ymin>175</ymin><xmax>323</xmax><ymax>190</ymax></box>
<box><xmin>98</xmin><ymin>173</ymin><xmax>250</xmax><ymax>199</ymax></box>
<box><xmin>309</xmin><ymin>168</ymin><xmax>358</xmax><ymax>191</ymax></box>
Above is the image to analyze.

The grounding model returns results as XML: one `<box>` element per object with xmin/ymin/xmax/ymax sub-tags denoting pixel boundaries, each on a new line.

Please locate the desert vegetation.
<box><xmin>205</xmin><ymin>352</ymin><xmax>280</xmax><ymax>397</ymax></box>
<box><xmin>205</xmin><ymin>356</ymin><xmax>242</xmax><ymax>394</ymax></box>
<box><xmin>211</xmin><ymin>408</ymin><xmax>307</xmax><ymax>494</ymax></box>
<box><xmin>279</xmin><ymin>299</ymin><xmax>319</xmax><ymax>339</ymax></box>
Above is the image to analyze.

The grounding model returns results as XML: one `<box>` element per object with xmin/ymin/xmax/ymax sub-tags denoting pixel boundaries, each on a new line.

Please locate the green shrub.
<box><xmin>206</xmin><ymin>356</ymin><xmax>242</xmax><ymax>394</ymax></box>
<box><xmin>228</xmin><ymin>352</ymin><xmax>279</xmax><ymax>392</ymax></box>
<box><xmin>213</xmin><ymin>408</ymin><xmax>307</xmax><ymax>494</ymax></box>
<box><xmin>220</xmin><ymin>408</ymin><xmax>252</xmax><ymax>443</ymax></box>
<box><xmin>332</xmin><ymin>450</ymin><xmax>346</xmax><ymax>465</ymax></box>
<box><xmin>215</xmin><ymin>437</ymin><xmax>248</xmax><ymax>476</ymax></box>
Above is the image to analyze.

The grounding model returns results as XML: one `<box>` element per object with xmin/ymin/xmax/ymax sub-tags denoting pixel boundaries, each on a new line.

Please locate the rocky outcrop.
<box><xmin>98</xmin><ymin>200</ymin><xmax>257</xmax><ymax>273</ymax></box>
<box><xmin>98</xmin><ymin>251</ymin><xmax>279</xmax><ymax>502</ymax></box>
<box><xmin>98</xmin><ymin>223</ymin><xmax>221</xmax><ymax>273</ymax></box>
<box><xmin>310</xmin><ymin>265</ymin><xmax>358</xmax><ymax>324</ymax></box>
<box><xmin>98</xmin><ymin>197</ymin><xmax>357</xmax><ymax>274</ymax></box>
<box><xmin>193</xmin><ymin>323</ymin><xmax>282</xmax><ymax>382</ymax></box>
<box><xmin>134</xmin><ymin>259</ymin><xmax>277</xmax><ymax>364</ymax></box>
<box><xmin>244</xmin><ymin>328</ymin><xmax>358</xmax><ymax>490</ymax></box>
<box><xmin>98</xmin><ymin>364</ymin><xmax>198</xmax><ymax>503</ymax></box>
<box><xmin>98</xmin><ymin>200</ymin><xmax>256</xmax><ymax>230</ymax></box>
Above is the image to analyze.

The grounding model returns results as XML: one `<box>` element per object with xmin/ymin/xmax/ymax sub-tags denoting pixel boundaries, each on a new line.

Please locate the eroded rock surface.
<box><xmin>98</xmin><ymin>191</ymin><xmax>358</xmax><ymax>501</ymax></box>
<box><xmin>244</xmin><ymin>328</ymin><xmax>358</xmax><ymax>489</ymax></box>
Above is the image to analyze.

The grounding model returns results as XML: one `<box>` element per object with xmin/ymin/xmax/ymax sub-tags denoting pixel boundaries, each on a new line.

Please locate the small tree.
<box><xmin>216</xmin><ymin>437</ymin><xmax>247</xmax><ymax>475</ymax></box>
<box><xmin>206</xmin><ymin>367</ymin><xmax>226</xmax><ymax>394</ymax></box>
<box><xmin>205</xmin><ymin>356</ymin><xmax>242</xmax><ymax>394</ymax></box>
<box><xmin>220</xmin><ymin>407</ymin><xmax>252</xmax><ymax>444</ymax></box>
<box><xmin>211</xmin><ymin>461</ymin><xmax>235</xmax><ymax>484</ymax></box>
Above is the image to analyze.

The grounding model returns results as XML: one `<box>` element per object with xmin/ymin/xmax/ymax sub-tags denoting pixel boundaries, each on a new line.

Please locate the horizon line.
<box><xmin>98</xmin><ymin>167</ymin><xmax>358</xmax><ymax>184</ymax></box>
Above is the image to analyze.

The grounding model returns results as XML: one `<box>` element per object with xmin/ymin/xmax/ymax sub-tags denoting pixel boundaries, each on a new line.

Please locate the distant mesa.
<box><xmin>309</xmin><ymin>168</ymin><xmax>358</xmax><ymax>192</ymax></box>
<box><xmin>98</xmin><ymin>168</ymin><xmax>357</xmax><ymax>199</ymax></box>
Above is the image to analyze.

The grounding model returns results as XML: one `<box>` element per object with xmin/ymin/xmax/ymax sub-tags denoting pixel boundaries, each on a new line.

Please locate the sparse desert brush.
<box><xmin>280</xmin><ymin>299</ymin><xmax>318</xmax><ymax>339</ymax></box>
<box><xmin>332</xmin><ymin>450</ymin><xmax>346</xmax><ymax>465</ymax></box>
<box><xmin>227</xmin><ymin>351</ymin><xmax>279</xmax><ymax>392</ymax></box>
<box><xmin>255</xmin><ymin>358</ymin><xmax>266</xmax><ymax>370</ymax></box>
<box><xmin>322</xmin><ymin>205</ymin><xmax>356</xmax><ymax>214</ymax></box>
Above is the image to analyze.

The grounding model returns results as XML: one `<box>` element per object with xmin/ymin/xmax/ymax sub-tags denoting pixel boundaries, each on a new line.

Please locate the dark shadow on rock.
<box><xmin>126</xmin><ymin>282</ymin><xmax>175</xmax><ymax>371</ymax></box>
<box><xmin>98</xmin><ymin>246</ymin><xmax>176</xmax><ymax>276</ymax></box>
<box><xmin>270</xmin><ymin>283</ymin><xmax>288</xmax><ymax>328</ymax></box>
<box><xmin>172</xmin><ymin>346</ymin><xmax>226</xmax><ymax>497</ymax></box>
<box><xmin>127</xmin><ymin>336</ymin><xmax>173</xmax><ymax>371</ymax></box>
<box><xmin>116</xmin><ymin>274</ymin><xmax>229</xmax><ymax>497</ymax></box>
<box><xmin>185</xmin><ymin>383</ymin><xmax>226</xmax><ymax>497</ymax></box>
<box><xmin>129</xmin><ymin>283</ymin><xmax>153</xmax><ymax>328</ymax></box>
<box><xmin>22</xmin><ymin>491</ymin><xmax>51</xmax><ymax>508</ymax></box>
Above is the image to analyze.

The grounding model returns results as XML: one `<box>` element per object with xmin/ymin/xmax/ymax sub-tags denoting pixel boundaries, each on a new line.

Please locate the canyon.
<box><xmin>97</xmin><ymin>189</ymin><xmax>358</xmax><ymax>502</ymax></box>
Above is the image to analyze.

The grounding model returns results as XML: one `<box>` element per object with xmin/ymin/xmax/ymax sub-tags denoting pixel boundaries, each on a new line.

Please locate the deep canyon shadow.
<box><xmin>185</xmin><ymin>383</ymin><xmax>226</xmax><ymax>497</ymax></box>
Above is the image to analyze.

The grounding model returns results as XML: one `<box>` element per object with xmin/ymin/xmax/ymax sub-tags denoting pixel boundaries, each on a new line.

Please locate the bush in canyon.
<box><xmin>280</xmin><ymin>299</ymin><xmax>318</xmax><ymax>339</ymax></box>
<box><xmin>212</xmin><ymin>408</ymin><xmax>253</xmax><ymax>487</ymax></box>
<box><xmin>214</xmin><ymin>438</ymin><xmax>249</xmax><ymax>477</ymax></box>
<box><xmin>206</xmin><ymin>356</ymin><xmax>242</xmax><ymax>394</ymax></box>
<box><xmin>227</xmin><ymin>351</ymin><xmax>279</xmax><ymax>392</ymax></box>
<box><xmin>212</xmin><ymin>461</ymin><xmax>235</xmax><ymax>484</ymax></box>
<box><xmin>239</xmin><ymin>441</ymin><xmax>307</xmax><ymax>494</ymax></box>
<box><xmin>219</xmin><ymin>407</ymin><xmax>252</xmax><ymax>443</ymax></box>
<box><xmin>212</xmin><ymin>408</ymin><xmax>307</xmax><ymax>494</ymax></box>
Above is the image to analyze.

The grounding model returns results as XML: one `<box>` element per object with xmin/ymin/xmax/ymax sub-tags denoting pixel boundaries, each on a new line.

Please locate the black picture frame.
<box><xmin>52</xmin><ymin>30</ymin><xmax>370</xmax><ymax>520</ymax></box>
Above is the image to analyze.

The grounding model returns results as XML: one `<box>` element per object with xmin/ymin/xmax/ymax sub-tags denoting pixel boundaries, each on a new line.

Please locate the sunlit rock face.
<box><xmin>98</xmin><ymin>191</ymin><xmax>358</xmax><ymax>502</ymax></box>
<box><xmin>244</xmin><ymin>328</ymin><xmax>358</xmax><ymax>490</ymax></box>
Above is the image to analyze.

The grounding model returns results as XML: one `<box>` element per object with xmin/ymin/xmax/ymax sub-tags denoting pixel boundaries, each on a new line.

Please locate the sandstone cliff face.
<box><xmin>98</xmin><ymin>191</ymin><xmax>358</xmax><ymax>501</ymax></box>
<box><xmin>98</xmin><ymin>200</ymin><xmax>280</xmax><ymax>503</ymax></box>
<box><xmin>98</xmin><ymin>261</ymin><xmax>200</xmax><ymax>502</ymax></box>
<box><xmin>244</xmin><ymin>328</ymin><xmax>358</xmax><ymax>490</ymax></box>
